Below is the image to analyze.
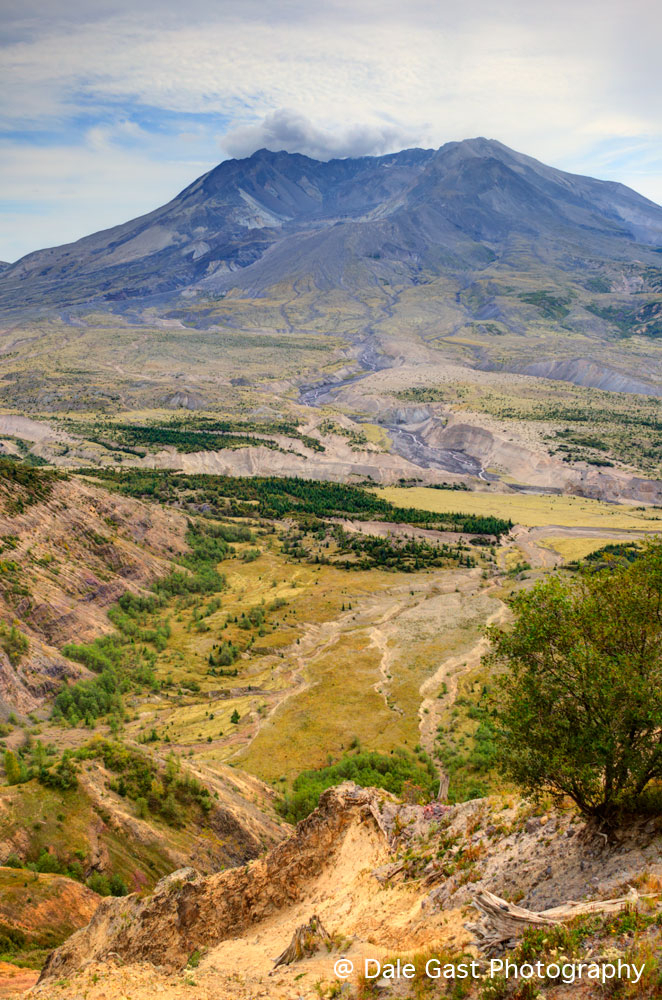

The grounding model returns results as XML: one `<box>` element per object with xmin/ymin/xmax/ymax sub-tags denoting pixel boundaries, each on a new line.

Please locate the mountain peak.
<box><xmin>2</xmin><ymin>138</ymin><xmax>661</xmax><ymax>310</ymax></box>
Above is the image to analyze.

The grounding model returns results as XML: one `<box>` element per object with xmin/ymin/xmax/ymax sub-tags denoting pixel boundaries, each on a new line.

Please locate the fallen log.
<box><xmin>466</xmin><ymin>887</ymin><xmax>655</xmax><ymax>955</ymax></box>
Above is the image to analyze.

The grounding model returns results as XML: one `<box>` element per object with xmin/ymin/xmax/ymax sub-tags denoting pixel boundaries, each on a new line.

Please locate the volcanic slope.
<box><xmin>2</xmin><ymin>139</ymin><xmax>662</xmax><ymax>310</ymax></box>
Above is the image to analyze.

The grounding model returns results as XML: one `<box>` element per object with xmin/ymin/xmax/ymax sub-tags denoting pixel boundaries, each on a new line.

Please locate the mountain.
<box><xmin>2</xmin><ymin>138</ymin><xmax>662</xmax><ymax>310</ymax></box>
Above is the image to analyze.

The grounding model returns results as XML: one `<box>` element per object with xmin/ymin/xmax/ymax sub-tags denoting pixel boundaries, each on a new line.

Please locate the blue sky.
<box><xmin>1</xmin><ymin>0</ymin><xmax>661</xmax><ymax>261</ymax></box>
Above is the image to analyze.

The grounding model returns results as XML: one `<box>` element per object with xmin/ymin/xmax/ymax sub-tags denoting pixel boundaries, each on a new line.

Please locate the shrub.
<box><xmin>278</xmin><ymin>749</ymin><xmax>437</xmax><ymax>824</ymax></box>
<box><xmin>3</xmin><ymin>750</ymin><xmax>24</xmax><ymax>785</ymax></box>
<box><xmin>38</xmin><ymin>750</ymin><xmax>78</xmax><ymax>790</ymax></box>
<box><xmin>109</xmin><ymin>873</ymin><xmax>128</xmax><ymax>896</ymax></box>
<box><xmin>86</xmin><ymin>872</ymin><xmax>111</xmax><ymax>896</ymax></box>
<box><xmin>0</xmin><ymin>621</ymin><xmax>29</xmax><ymax>666</ymax></box>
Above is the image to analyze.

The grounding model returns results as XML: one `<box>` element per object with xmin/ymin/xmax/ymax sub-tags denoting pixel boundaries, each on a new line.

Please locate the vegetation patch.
<box><xmin>518</xmin><ymin>290</ymin><xmax>572</xmax><ymax>321</ymax></box>
<box><xmin>277</xmin><ymin>748</ymin><xmax>436</xmax><ymax>823</ymax></box>
<box><xmin>488</xmin><ymin>541</ymin><xmax>662</xmax><ymax>818</ymax></box>
<box><xmin>0</xmin><ymin>457</ymin><xmax>60</xmax><ymax>513</ymax></box>
<box><xmin>78</xmin><ymin>469</ymin><xmax>512</xmax><ymax>536</ymax></box>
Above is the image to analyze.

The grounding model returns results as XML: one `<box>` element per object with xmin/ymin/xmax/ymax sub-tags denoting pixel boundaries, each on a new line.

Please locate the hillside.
<box><xmin>33</xmin><ymin>783</ymin><xmax>662</xmax><ymax>1000</ymax></box>
<box><xmin>0</xmin><ymin>457</ymin><xmax>189</xmax><ymax>714</ymax></box>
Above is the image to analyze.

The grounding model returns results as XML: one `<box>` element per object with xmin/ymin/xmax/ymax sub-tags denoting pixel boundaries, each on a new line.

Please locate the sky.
<box><xmin>1</xmin><ymin>0</ymin><xmax>661</xmax><ymax>262</ymax></box>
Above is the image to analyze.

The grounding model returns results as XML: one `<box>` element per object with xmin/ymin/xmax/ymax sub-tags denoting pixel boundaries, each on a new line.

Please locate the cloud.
<box><xmin>221</xmin><ymin>109</ymin><xmax>424</xmax><ymax>160</ymax></box>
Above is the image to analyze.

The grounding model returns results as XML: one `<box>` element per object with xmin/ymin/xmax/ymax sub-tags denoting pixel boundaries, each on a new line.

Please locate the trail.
<box><xmin>417</xmin><ymin>589</ymin><xmax>508</xmax><ymax>766</ymax></box>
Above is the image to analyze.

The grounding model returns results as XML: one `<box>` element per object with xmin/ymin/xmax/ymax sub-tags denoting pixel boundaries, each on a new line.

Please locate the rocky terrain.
<box><xmin>2</xmin><ymin>139</ymin><xmax>662</xmax><ymax>311</ymax></box>
<box><xmin>31</xmin><ymin>783</ymin><xmax>662</xmax><ymax>1000</ymax></box>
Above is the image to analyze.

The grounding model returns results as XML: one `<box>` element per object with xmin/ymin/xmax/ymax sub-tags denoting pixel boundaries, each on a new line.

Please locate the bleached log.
<box><xmin>467</xmin><ymin>887</ymin><xmax>654</xmax><ymax>955</ymax></box>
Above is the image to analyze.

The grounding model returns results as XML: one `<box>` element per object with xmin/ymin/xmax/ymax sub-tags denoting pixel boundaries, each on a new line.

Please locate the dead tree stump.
<box><xmin>272</xmin><ymin>914</ymin><xmax>332</xmax><ymax>969</ymax></box>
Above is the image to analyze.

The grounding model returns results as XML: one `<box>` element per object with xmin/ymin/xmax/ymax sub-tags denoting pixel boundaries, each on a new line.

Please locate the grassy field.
<box><xmin>537</xmin><ymin>536</ymin><xmax>618</xmax><ymax>561</ymax></box>
<box><xmin>377</xmin><ymin>486</ymin><xmax>662</xmax><ymax>530</ymax></box>
<box><xmin>99</xmin><ymin>530</ymin><xmax>495</xmax><ymax>787</ymax></box>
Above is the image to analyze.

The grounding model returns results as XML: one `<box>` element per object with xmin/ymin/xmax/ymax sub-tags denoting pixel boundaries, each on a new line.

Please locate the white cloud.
<box><xmin>221</xmin><ymin>109</ymin><xmax>424</xmax><ymax>160</ymax></box>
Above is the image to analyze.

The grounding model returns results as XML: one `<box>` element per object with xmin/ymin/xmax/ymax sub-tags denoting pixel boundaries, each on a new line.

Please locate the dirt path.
<box><xmin>510</xmin><ymin>525</ymin><xmax>562</xmax><ymax>568</ymax></box>
<box><xmin>417</xmin><ymin>588</ymin><xmax>508</xmax><ymax>764</ymax></box>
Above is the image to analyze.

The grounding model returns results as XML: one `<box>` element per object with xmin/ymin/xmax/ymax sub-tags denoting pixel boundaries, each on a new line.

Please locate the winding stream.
<box><xmin>299</xmin><ymin>354</ymin><xmax>490</xmax><ymax>479</ymax></box>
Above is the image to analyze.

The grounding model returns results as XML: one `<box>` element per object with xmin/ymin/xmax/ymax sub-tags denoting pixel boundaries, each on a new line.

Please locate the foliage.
<box><xmin>436</xmin><ymin>691</ymin><xmax>498</xmax><ymax>803</ymax></box>
<box><xmin>518</xmin><ymin>290</ymin><xmax>571</xmax><ymax>321</ymax></box>
<box><xmin>0</xmin><ymin>620</ymin><xmax>29</xmax><ymax>666</ymax></box>
<box><xmin>86</xmin><ymin>872</ymin><xmax>111</xmax><ymax>895</ymax></box>
<box><xmin>289</xmin><ymin>525</ymin><xmax>477</xmax><ymax>572</ymax></box>
<box><xmin>3</xmin><ymin>750</ymin><xmax>24</xmax><ymax>786</ymax></box>
<box><xmin>54</xmin><ymin>520</ymin><xmax>230</xmax><ymax>725</ymax></box>
<box><xmin>277</xmin><ymin>748</ymin><xmax>437</xmax><ymax>823</ymax></box>
<box><xmin>568</xmin><ymin>540</ymin><xmax>642</xmax><ymax>572</ymax></box>
<box><xmin>84</xmin><ymin>871</ymin><xmax>127</xmax><ymax>896</ymax></box>
<box><xmin>77</xmin><ymin>739</ymin><xmax>213</xmax><ymax>827</ymax></box>
<box><xmin>38</xmin><ymin>749</ymin><xmax>78</xmax><ymax>790</ymax></box>
<box><xmin>65</xmin><ymin>414</ymin><xmax>326</xmax><ymax>454</ymax></box>
<box><xmin>64</xmin><ymin>420</ymin><xmax>285</xmax><ymax>454</ymax></box>
<box><xmin>79</xmin><ymin>469</ymin><xmax>512</xmax><ymax>537</ymax></box>
<box><xmin>0</xmin><ymin>456</ymin><xmax>60</xmax><ymax>513</ymax></box>
<box><xmin>488</xmin><ymin>541</ymin><xmax>662</xmax><ymax>817</ymax></box>
<box><xmin>587</xmin><ymin>299</ymin><xmax>662</xmax><ymax>339</ymax></box>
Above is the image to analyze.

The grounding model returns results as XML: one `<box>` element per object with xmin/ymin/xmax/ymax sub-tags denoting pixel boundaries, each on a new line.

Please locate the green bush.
<box><xmin>278</xmin><ymin>749</ymin><xmax>437</xmax><ymax>824</ymax></box>
<box><xmin>86</xmin><ymin>872</ymin><xmax>111</xmax><ymax>896</ymax></box>
<box><xmin>38</xmin><ymin>750</ymin><xmax>78</xmax><ymax>790</ymax></box>
<box><xmin>109</xmin><ymin>873</ymin><xmax>128</xmax><ymax>896</ymax></box>
<box><xmin>0</xmin><ymin>621</ymin><xmax>29</xmax><ymax>666</ymax></box>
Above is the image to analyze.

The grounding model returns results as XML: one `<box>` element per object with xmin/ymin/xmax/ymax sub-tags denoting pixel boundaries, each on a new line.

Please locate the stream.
<box><xmin>298</xmin><ymin>353</ymin><xmax>490</xmax><ymax>479</ymax></box>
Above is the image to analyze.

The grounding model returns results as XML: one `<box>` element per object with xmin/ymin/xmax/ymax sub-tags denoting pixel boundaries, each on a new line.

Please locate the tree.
<box><xmin>487</xmin><ymin>541</ymin><xmax>662</xmax><ymax>819</ymax></box>
<box><xmin>3</xmin><ymin>750</ymin><xmax>22</xmax><ymax>785</ymax></box>
<box><xmin>230</xmin><ymin>709</ymin><xmax>240</xmax><ymax>724</ymax></box>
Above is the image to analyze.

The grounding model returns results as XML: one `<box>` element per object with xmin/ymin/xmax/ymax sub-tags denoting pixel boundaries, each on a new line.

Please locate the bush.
<box><xmin>86</xmin><ymin>872</ymin><xmax>111</xmax><ymax>896</ymax></box>
<box><xmin>109</xmin><ymin>873</ymin><xmax>128</xmax><ymax>896</ymax></box>
<box><xmin>33</xmin><ymin>849</ymin><xmax>63</xmax><ymax>875</ymax></box>
<box><xmin>38</xmin><ymin>750</ymin><xmax>78</xmax><ymax>790</ymax></box>
<box><xmin>0</xmin><ymin>621</ymin><xmax>29</xmax><ymax>666</ymax></box>
<box><xmin>3</xmin><ymin>750</ymin><xmax>24</xmax><ymax>785</ymax></box>
<box><xmin>278</xmin><ymin>749</ymin><xmax>437</xmax><ymax>824</ymax></box>
<box><xmin>488</xmin><ymin>540</ymin><xmax>662</xmax><ymax>818</ymax></box>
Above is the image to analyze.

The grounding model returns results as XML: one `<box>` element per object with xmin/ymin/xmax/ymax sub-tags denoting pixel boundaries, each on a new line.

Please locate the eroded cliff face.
<box><xmin>0</xmin><ymin>472</ymin><xmax>188</xmax><ymax>712</ymax></box>
<box><xmin>38</xmin><ymin>783</ymin><xmax>385</xmax><ymax>980</ymax></box>
<box><xmin>35</xmin><ymin>782</ymin><xmax>662</xmax><ymax>999</ymax></box>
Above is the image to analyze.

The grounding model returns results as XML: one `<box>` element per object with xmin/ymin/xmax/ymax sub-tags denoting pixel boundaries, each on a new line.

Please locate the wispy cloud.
<box><xmin>1</xmin><ymin>0</ymin><xmax>661</xmax><ymax>260</ymax></box>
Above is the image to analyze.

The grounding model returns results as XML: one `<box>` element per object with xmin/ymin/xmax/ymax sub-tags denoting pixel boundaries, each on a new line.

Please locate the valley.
<box><xmin>0</xmin><ymin>453</ymin><xmax>660</xmax><ymax>996</ymax></box>
<box><xmin>1</xmin><ymin>138</ymin><xmax>662</xmax><ymax>999</ymax></box>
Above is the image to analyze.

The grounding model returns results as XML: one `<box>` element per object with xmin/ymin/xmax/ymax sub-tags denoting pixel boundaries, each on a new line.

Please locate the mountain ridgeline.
<box><xmin>2</xmin><ymin>138</ymin><xmax>662</xmax><ymax>310</ymax></box>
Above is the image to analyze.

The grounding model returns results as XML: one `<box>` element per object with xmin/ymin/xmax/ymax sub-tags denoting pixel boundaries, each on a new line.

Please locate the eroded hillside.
<box><xmin>33</xmin><ymin>783</ymin><xmax>662</xmax><ymax>1000</ymax></box>
<box><xmin>0</xmin><ymin>456</ymin><xmax>659</xmax><ymax>997</ymax></box>
<box><xmin>0</xmin><ymin>459</ymin><xmax>188</xmax><ymax>712</ymax></box>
